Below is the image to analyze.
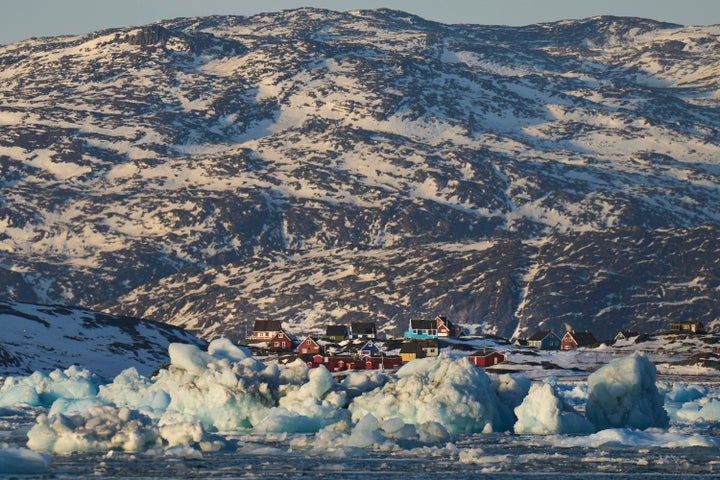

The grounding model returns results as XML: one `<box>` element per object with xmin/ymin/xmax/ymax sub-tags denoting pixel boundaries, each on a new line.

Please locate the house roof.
<box><xmin>470</xmin><ymin>349</ymin><xmax>504</xmax><ymax>358</ymax></box>
<box><xmin>351</xmin><ymin>322</ymin><xmax>376</xmax><ymax>334</ymax></box>
<box><xmin>358</xmin><ymin>340</ymin><xmax>377</xmax><ymax>350</ymax></box>
<box><xmin>325</xmin><ymin>325</ymin><xmax>349</xmax><ymax>336</ymax></box>
<box><xmin>435</xmin><ymin>315</ymin><xmax>454</xmax><ymax>327</ymax></box>
<box><xmin>617</xmin><ymin>330</ymin><xmax>640</xmax><ymax>338</ymax></box>
<box><xmin>410</xmin><ymin>319</ymin><xmax>436</xmax><ymax>330</ymax></box>
<box><xmin>400</xmin><ymin>342</ymin><xmax>424</xmax><ymax>354</ymax></box>
<box><xmin>528</xmin><ymin>330</ymin><xmax>555</xmax><ymax>341</ymax></box>
<box><xmin>566</xmin><ymin>330</ymin><xmax>597</xmax><ymax>346</ymax></box>
<box><xmin>253</xmin><ymin>320</ymin><xmax>282</xmax><ymax>331</ymax></box>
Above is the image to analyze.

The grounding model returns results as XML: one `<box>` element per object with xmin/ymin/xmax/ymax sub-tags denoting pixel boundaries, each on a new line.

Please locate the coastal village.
<box><xmin>244</xmin><ymin>315</ymin><xmax>712</xmax><ymax>373</ymax></box>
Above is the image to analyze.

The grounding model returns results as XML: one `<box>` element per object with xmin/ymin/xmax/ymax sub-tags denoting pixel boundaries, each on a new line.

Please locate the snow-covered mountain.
<box><xmin>1</xmin><ymin>9</ymin><xmax>719</xmax><ymax>341</ymax></box>
<box><xmin>0</xmin><ymin>301</ymin><xmax>205</xmax><ymax>377</ymax></box>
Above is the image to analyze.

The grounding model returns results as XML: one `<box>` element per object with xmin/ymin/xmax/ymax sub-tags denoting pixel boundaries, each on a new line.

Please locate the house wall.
<box><xmin>561</xmin><ymin>334</ymin><xmax>577</xmax><ymax>350</ymax></box>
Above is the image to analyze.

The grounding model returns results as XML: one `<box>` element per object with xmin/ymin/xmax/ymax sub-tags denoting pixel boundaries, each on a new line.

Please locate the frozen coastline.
<box><xmin>1</xmin><ymin>339</ymin><xmax>720</xmax><ymax>478</ymax></box>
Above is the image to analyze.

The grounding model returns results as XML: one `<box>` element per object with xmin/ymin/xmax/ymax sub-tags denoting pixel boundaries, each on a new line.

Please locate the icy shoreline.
<box><xmin>1</xmin><ymin>339</ymin><xmax>720</xmax><ymax>477</ymax></box>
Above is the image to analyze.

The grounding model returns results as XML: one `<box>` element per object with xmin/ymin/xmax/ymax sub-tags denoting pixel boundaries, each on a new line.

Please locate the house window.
<box><xmin>274</xmin><ymin>342</ymin><xmax>279</xmax><ymax>347</ymax></box>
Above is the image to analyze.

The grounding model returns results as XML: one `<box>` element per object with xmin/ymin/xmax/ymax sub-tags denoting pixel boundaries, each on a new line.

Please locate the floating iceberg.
<box><xmin>586</xmin><ymin>353</ymin><xmax>669</xmax><ymax>430</ymax></box>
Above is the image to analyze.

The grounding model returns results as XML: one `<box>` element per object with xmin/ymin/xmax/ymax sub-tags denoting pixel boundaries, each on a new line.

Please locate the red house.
<box><xmin>268</xmin><ymin>330</ymin><xmax>293</xmax><ymax>352</ymax></box>
<box><xmin>561</xmin><ymin>330</ymin><xmax>598</xmax><ymax>350</ymax></box>
<box><xmin>436</xmin><ymin>315</ymin><xmax>462</xmax><ymax>338</ymax></box>
<box><xmin>298</xmin><ymin>336</ymin><xmax>322</xmax><ymax>355</ymax></box>
<box><xmin>364</xmin><ymin>355</ymin><xmax>403</xmax><ymax>370</ymax></box>
<box><xmin>468</xmin><ymin>350</ymin><xmax>506</xmax><ymax>368</ymax></box>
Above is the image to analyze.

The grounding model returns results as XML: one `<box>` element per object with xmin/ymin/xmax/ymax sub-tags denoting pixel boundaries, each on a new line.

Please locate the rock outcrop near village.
<box><xmin>1</xmin><ymin>9</ymin><xmax>719</xmax><ymax>341</ymax></box>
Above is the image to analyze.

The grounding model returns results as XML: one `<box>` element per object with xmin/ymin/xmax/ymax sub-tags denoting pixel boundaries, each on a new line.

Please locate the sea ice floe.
<box><xmin>0</xmin><ymin>446</ymin><xmax>51</xmax><ymax>475</ymax></box>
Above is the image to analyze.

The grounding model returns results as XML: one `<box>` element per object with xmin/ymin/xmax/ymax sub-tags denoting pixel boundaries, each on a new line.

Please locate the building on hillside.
<box><xmin>298</xmin><ymin>336</ymin><xmax>322</xmax><ymax>355</ymax></box>
<box><xmin>357</xmin><ymin>340</ymin><xmax>380</xmax><ymax>358</ymax></box>
<box><xmin>400</xmin><ymin>342</ymin><xmax>424</xmax><ymax>363</ymax></box>
<box><xmin>468</xmin><ymin>350</ymin><xmax>506</xmax><ymax>368</ymax></box>
<box><xmin>561</xmin><ymin>330</ymin><xmax>598</xmax><ymax>350</ymax></box>
<box><xmin>435</xmin><ymin>315</ymin><xmax>462</xmax><ymax>337</ymax></box>
<box><xmin>405</xmin><ymin>319</ymin><xmax>437</xmax><ymax>339</ymax></box>
<box><xmin>399</xmin><ymin>339</ymin><xmax>440</xmax><ymax>363</ymax></box>
<box><xmin>268</xmin><ymin>330</ymin><xmax>293</xmax><ymax>352</ymax></box>
<box><xmin>404</xmin><ymin>315</ymin><xmax>462</xmax><ymax>339</ymax></box>
<box><xmin>614</xmin><ymin>330</ymin><xmax>640</xmax><ymax>342</ymax></box>
<box><xmin>669</xmin><ymin>320</ymin><xmax>704</xmax><ymax>334</ymax></box>
<box><xmin>526</xmin><ymin>330</ymin><xmax>561</xmax><ymax>350</ymax></box>
<box><xmin>248</xmin><ymin>320</ymin><xmax>283</xmax><ymax>342</ymax></box>
<box><xmin>350</xmin><ymin>322</ymin><xmax>377</xmax><ymax>340</ymax></box>
<box><xmin>325</xmin><ymin>325</ymin><xmax>349</xmax><ymax>342</ymax></box>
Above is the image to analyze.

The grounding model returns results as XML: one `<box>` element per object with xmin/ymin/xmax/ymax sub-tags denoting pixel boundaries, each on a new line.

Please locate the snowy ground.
<box><xmin>1</xmin><ymin>336</ymin><xmax>719</xmax><ymax>478</ymax></box>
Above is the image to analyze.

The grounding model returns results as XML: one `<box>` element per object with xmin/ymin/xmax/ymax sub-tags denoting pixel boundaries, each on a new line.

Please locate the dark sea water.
<box><xmin>6</xmin><ymin>432</ymin><xmax>720</xmax><ymax>479</ymax></box>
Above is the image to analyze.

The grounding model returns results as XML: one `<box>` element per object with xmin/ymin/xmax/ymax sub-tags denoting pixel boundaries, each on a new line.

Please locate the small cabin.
<box><xmin>527</xmin><ymin>330</ymin><xmax>561</xmax><ymax>350</ymax></box>
<box><xmin>399</xmin><ymin>339</ymin><xmax>440</xmax><ymax>363</ymax></box>
<box><xmin>325</xmin><ymin>325</ymin><xmax>349</xmax><ymax>342</ymax></box>
<box><xmin>248</xmin><ymin>320</ymin><xmax>283</xmax><ymax>342</ymax></box>
<box><xmin>404</xmin><ymin>319</ymin><xmax>437</xmax><ymax>339</ymax></box>
<box><xmin>350</xmin><ymin>322</ymin><xmax>377</xmax><ymax>340</ymax></box>
<box><xmin>669</xmin><ymin>320</ymin><xmax>704</xmax><ymax>335</ymax></box>
<box><xmin>357</xmin><ymin>340</ymin><xmax>380</xmax><ymax>358</ymax></box>
<box><xmin>298</xmin><ymin>336</ymin><xmax>322</xmax><ymax>355</ymax></box>
<box><xmin>614</xmin><ymin>331</ymin><xmax>640</xmax><ymax>342</ymax></box>
<box><xmin>435</xmin><ymin>315</ymin><xmax>461</xmax><ymax>338</ymax></box>
<box><xmin>561</xmin><ymin>330</ymin><xmax>598</xmax><ymax>351</ymax></box>
<box><xmin>268</xmin><ymin>330</ymin><xmax>293</xmax><ymax>352</ymax></box>
<box><xmin>404</xmin><ymin>315</ymin><xmax>461</xmax><ymax>339</ymax></box>
<box><xmin>468</xmin><ymin>350</ymin><xmax>506</xmax><ymax>368</ymax></box>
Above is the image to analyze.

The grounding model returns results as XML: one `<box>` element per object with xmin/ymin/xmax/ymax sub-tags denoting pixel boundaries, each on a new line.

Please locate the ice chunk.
<box><xmin>168</xmin><ymin>343</ymin><xmax>214</xmax><ymax>376</ymax></box>
<box><xmin>27</xmin><ymin>406</ymin><xmax>160</xmax><ymax>453</ymax></box>
<box><xmin>350</xmin><ymin>357</ymin><xmax>507</xmax><ymax>434</ymax></box>
<box><xmin>514</xmin><ymin>382</ymin><xmax>594</xmax><ymax>434</ymax></box>
<box><xmin>0</xmin><ymin>447</ymin><xmax>51</xmax><ymax>475</ymax></box>
<box><xmin>554</xmin><ymin>428</ymin><xmax>720</xmax><ymax>448</ymax></box>
<box><xmin>0</xmin><ymin>366</ymin><xmax>99</xmax><ymax>408</ymax></box>
<box><xmin>255</xmin><ymin>366</ymin><xmax>351</xmax><ymax>433</ymax></box>
<box><xmin>346</xmin><ymin>413</ymin><xmax>389</xmax><ymax>448</ymax></box>
<box><xmin>0</xmin><ymin>383</ymin><xmax>40</xmax><ymax>407</ymax></box>
<box><xmin>207</xmin><ymin>338</ymin><xmax>252</xmax><ymax>362</ymax></box>
<box><xmin>341</xmin><ymin>371</ymin><xmax>388</xmax><ymax>398</ymax></box>
<box><xmin>586</xmin><ymin>353</ymin><xmax>669</xmax><ymax>430</ymax></box>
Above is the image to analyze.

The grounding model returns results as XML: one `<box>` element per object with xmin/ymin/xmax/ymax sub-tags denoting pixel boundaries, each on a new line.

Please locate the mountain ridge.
<box><xmin>1</xmin><ymin>9</ymin><xmax>719</xmax><ymax>341</ymax></box>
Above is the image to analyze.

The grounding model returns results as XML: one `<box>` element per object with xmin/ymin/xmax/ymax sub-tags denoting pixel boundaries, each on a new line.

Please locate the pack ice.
<box><xmin>0</xmin><ymin>340</ymin><xmax>717</xmax><ymax>458</ymax></box>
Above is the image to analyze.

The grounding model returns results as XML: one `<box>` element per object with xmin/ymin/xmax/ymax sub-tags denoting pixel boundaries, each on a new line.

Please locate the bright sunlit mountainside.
<box><xmin>1</xmin><ymin>9</ymin><xmax>719</xmax><ymax>341</ymax></box>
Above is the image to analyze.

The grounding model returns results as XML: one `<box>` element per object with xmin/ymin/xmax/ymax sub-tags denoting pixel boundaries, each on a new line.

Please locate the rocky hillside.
<box><xmin>1</xmin><ymin>9</ymin><xmax>719</xmax><ymax>341</ymax></box>
<box><xmin>0</xmin><ymin>301</ymin><xmax>205</xmax><ymax>377</ymax></box>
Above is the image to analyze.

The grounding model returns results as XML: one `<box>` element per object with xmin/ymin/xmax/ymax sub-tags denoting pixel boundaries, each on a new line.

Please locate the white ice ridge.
<box><xmin>3</xmin><ymin>340</ymin><xmax>720</xmax><ymax>456</ymax></box>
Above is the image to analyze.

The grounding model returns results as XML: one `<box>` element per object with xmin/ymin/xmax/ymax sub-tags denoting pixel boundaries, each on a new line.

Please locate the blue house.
<box><xmin>357</xmin><ymin>340</ymin><xmax>380</xmax><ymax>357</ymax></box>
<box><xmin>404</xmin><ymin>319</ymin><xmax>438</xmax><ymax>339</ymax></box>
